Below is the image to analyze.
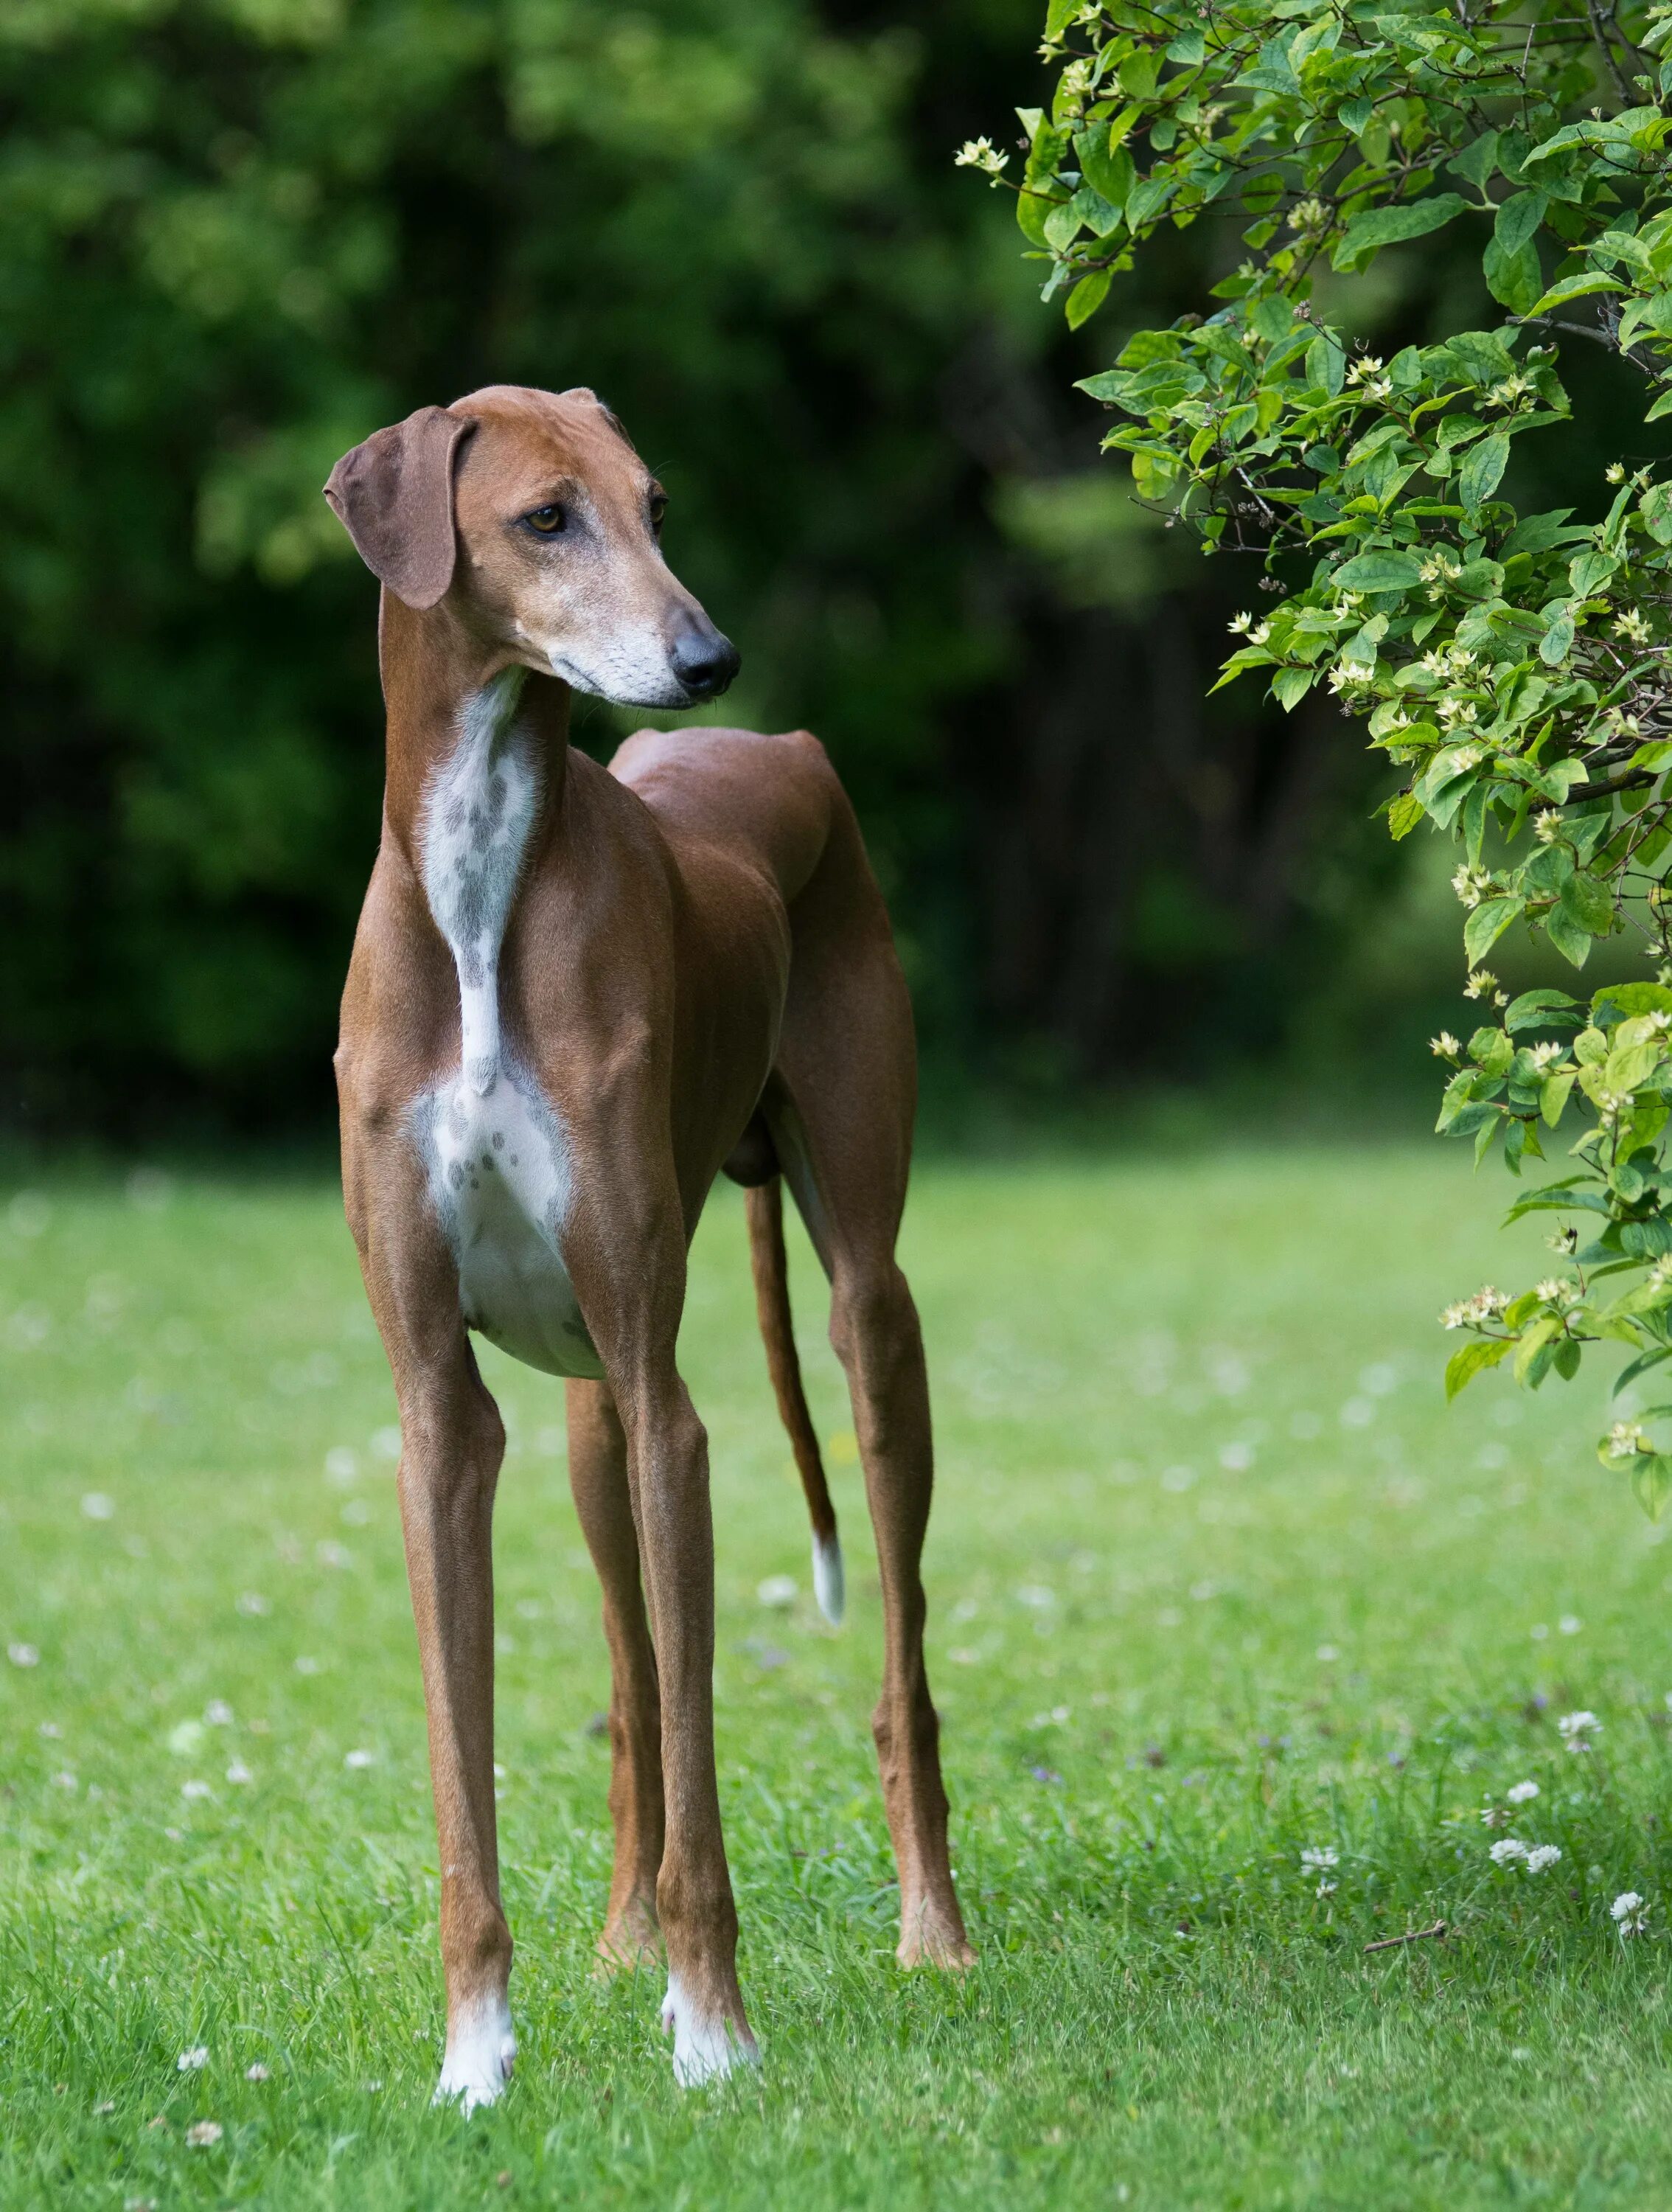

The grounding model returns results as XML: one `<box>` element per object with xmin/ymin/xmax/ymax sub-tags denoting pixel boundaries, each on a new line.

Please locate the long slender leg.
<box><xmin>829</xmin><ymin>1256</ymin><xmax>972</xmax><ymax>1967</ymax></box>
<box><xmin>565</xmin><ymin>1377</ymin><xmax>663</xmax><ymax>1967</ymax></box>
<box><xmin>395</xmin><ymin>1343</ymin><xmax>518</xmax><ymax>2108</ymax></box>
<box><xmin>618</xmin><ymin>1360</ymin><xmax>756</xmax><ymax>2082</ymax></box>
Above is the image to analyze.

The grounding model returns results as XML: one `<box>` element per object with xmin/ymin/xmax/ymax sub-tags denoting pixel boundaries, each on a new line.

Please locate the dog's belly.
<box><xmin>412</xmin><ymin>1069</ymin><xmax>604</xmax><ymax>1380</ymax></box>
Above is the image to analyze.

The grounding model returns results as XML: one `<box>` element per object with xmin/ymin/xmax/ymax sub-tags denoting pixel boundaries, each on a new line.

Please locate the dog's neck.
<box><xmin>376</xmin><ymin>593</ymin><xmax>573</xmax><ymax>863</ymax></box>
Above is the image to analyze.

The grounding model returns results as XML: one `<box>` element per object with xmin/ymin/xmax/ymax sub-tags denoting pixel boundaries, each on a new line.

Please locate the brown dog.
<box><xmin>324</xmin><ymin>384</ymin><xmax>970</xmax><ymax>2107</ymax></box>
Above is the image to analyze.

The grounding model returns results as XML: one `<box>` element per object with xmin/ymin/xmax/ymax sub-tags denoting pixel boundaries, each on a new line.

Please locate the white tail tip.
<box><xmin>812</xmin><ymin>1531</ymin><xmax>845</xmax><ymax>1627</ymax></box>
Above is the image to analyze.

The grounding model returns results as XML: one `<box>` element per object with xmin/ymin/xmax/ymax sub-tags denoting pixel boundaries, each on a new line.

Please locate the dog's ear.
<box><xmin>323</xmin><ymin>406</ymin><xmax>476</xmax><ymax>611</ymax></box>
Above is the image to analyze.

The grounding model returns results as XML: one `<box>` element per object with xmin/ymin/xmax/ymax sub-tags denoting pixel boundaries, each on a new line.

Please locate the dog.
<box><xmin>324</xmin><ymin>384</ymin><xmax>970</xmax><ymax>2109</ymax></box>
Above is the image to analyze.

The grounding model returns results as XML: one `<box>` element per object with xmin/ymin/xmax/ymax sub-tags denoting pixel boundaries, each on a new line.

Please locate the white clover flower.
<box><xmin>1524</xmin><ymin>1844</ymin><xmax>1563</xmax><ymax>1873</ymax></box>
<box><xmin>1507</xmin><ymin>1780</ymin><xmax>1540</xmax><ymax>1804</ymax></box>
<box><xmin>1300</xmin><ymin>1845</ymin><xmax>1340</xmax><ymax>1871</ymax></box>
<box><xmin>1431</xmin><ymin>1032</ymin><xmax>1462</xmax><ymax>1060</ymax></box>
<box><xmin>185</xmin><ymin>2121</ymin><xmax>223</xmax><ymax>2147</ymax></box>
<box><xmin>177</xmin><ymin>2047</ymin><xmax>209</xmax><ymax>2072</ymax></box>
<box><xmin>1481</xmin><ymin>1801</ymin><xmax>1511</xmax><ymax>1828</ymax></box>
<box><xmin>246</xmin><ymin>2062</ymin><xmax>271</xmax><ymax>2081</ymax></box>
<box><xmin>1491</xmin><ymin>1837</ymin><xmax>1529</xmax><ymax>1864</ymax></box>
<box><xmin>954</xmin><ymin>136</ymin><xmax>1010</xmax><ymax>178</ymax></box>
<box><xmin>1557</xmin><ymin>1709</ymin><xmax>1601</xmax><ymax>1749</ymax></box>
<box><xmin>1607</xmin><ymin>1421</ymin><xmax>1648</xmax><ymax>1461</ymax></box>
<box><xmin>1315</xmin><ymin>1878</ymin><xmax>1337</xmax><ymax>1896</ymax></box>
<box><xmin>1612</xmin><ymin>1891</ymin><xmax>1651</xmax><ymax>1934</ymax></box>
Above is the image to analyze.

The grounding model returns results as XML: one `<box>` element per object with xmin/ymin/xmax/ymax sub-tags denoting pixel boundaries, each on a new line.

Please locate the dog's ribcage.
<box><xmin>409</xmin><ymin>669</ymin><xmax>604</xmax><ymax>1378</ymax></box>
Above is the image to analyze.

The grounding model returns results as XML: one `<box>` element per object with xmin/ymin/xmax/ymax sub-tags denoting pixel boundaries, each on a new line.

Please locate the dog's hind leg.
<box><xmin>565</xmin><ymin>1376</ymin><xmax>664</xmax><ymax>1969</ymax></box>
<box><xmin>766</xmin><ymin>808</ymin><xmax>972</xmax><ymax>1970</ymax></box>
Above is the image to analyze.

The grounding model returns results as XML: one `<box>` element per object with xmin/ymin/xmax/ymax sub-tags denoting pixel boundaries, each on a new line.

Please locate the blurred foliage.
<box><xmin>1</xmin><ymin>0</ymin><xmax>1613</xmax><ymax>1138</ymax></box>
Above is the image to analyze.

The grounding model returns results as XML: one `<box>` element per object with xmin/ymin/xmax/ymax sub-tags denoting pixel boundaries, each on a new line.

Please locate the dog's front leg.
<box><xmin>346</xmin><ymin>1143</ymin><xmax>515</xmax><ymax>2115</ymax></box>
<box><xmin>571</xmin><ymin>1206</ymin><xmax>757</xmax><ymax>2085</ymax></box>
<box><xmin>396</xmin><ymin>1349</ymin><xmax>515</xmax><ymax>2112</ymax></box>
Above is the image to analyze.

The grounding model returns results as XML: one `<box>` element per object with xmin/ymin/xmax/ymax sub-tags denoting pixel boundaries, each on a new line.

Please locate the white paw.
<box><xmin>812</xmin><ymin>1530</ymin><xmax>845</xmax><ymax>1627</ymax></box>
<box><xmin>661</xmin><ymin>1972</ymin><xmax>759</xmax><ymax>2087</ymax></box>
<box><xmin>433</xmin><ymin>1992</ymin><xmax>515</xmax><ymax>2115</ymax></box>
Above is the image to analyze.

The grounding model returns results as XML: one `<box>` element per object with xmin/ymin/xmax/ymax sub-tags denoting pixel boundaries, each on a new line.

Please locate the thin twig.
<box><xmin>1363</xmin><ymin>1919</ymin><xmax>1449</xmax><ymax>1953</ymax></box>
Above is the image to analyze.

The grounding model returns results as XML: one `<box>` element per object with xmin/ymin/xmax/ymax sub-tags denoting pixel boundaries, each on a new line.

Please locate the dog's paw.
<box><xmin>433</xmin><ymin>1993</ymin><xmax>516</xmax><ymax>2115</ymax></box>
<box><xmin>661</xmin><ymin>1972</ymin><xmax>759</xmax><ymax>2088</ymax></box>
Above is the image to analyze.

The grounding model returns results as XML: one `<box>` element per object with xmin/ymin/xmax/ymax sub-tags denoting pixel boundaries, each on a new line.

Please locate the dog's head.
<box><xmin>324</xmin><ymin>385</ymin><xmax>739</xmax><ymax>709</ymax></box>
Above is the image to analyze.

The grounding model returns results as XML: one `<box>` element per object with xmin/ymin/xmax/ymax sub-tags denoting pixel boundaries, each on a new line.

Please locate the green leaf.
<box><xmin>1561</xmin><ymin>869</ymin><xmax>1614</xmax><ymax>936</ymax></box>
<box><xmin>1459</xmin><ymin>431</ymin><xmax>1511</xmax><ymax>512</ymax></box>
<box><xmin>1544</xmin><ymin>897</ymin><xmax>1592</xmax><ymax>967</ymax></box>
<box><xmin>1465</xmin><ymin>896</ymin><xmax>1522</xmax><ymax>964</ymax></box>
<box><xmin>1635</xmin><ymin>1453</ymin><xmax>1672</xmax><ymax>1520</ymax></box>
<box><xmin>1305</xmin><ymin>333</ymin><xmax>1345</xmax><ymax>397</ymax></box>
<box><xmin>1065</xmin><ymin>270</ymin><xmax>1112</xmax><ymax>330</ymax></box>
<box><xmin>1386</xmin><ymin>791</ymin><xmax>1424</xmax><ymax>840</ymax></box>
<box><xmin>1541</xmin><ymin>1068</ymin><xmax>1577</xmax><ymax>1125</ymax></box>
<box><xmin>1446</xmin><ymin>1336</ymin><xmax>1512</xmax><ymax>1399</ymax></box>
<box><xmin>1528</xmin><ymin>271</ymin><xmax>1629</xmax><ymax>314</ymax></box>
<box><xmin>1333</xmin><ymin>193</ymin><xmax>1468</xmax><ymax>274</ymax></box>
<box><xmin>1272</xmin><ymin>666</ymin><xmax>1315</xmax><ymax>709</ymax></box>
<box><xmin>1331</xmin><ymin>549</ymin><xmax>1424</xmax><ymax>593</ymax></box>
<box><xmin>1506</xmin><ymin>989</ymin><xmax>1581</xmax><ymax>1031</ymax></box>
<box><xmin>1539</xmin><ymin>605</ymin><xmax>1575</xmax><ymax>665</ymax></box>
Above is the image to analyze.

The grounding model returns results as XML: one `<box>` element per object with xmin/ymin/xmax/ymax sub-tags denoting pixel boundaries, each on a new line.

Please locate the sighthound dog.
<box><xmin>324</xmin><ymin>385</ymin><xmax>971</xmax><ymax>2108</ymax></box>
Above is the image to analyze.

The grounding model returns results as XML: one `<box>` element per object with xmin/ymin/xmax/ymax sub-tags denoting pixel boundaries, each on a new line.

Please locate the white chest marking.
<box><xmin>411</xmin><ymin>671</ymin><xmax>603</xmax><ymax>1380</ymax></box>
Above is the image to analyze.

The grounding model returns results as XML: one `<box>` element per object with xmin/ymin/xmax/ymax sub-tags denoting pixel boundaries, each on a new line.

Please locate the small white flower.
<box><xmin>181</xmin><ymin>1779</ymin><xmax>212</xmax><ymax>1801</ymax></box>
<box><xmin>954</xmin><ymin>136</ymin><xmax>1009</xmax><ymax>178</ymax></box>
<box><xmin>1559</xmin><ymin>1614</ymin><xmax>1581</xmax><ymax>1636</ymax></box>
<box><xmin>756</xmin><ymin>1575</ymin><xmax>798</xmax><ymax>1609</ymax></box>
<box><xmin>177</xmin><ymin>2047</ymin><xmax>209</xmax><ymax>2072</ymax></box>
<box><xmin>1287</xmin><ymin>195</ymin><xmax>1328</xmax><ymax>234</ymax></box>
<box><xmin>1345</xmin><ymin>355</ymin><xmax>1384</xmax><ymax>385</ymax></box>
<box><xmin>1534</xmin><ymin>808</ymin><xmax>1563</xmax><ymax>845</ymax></box>
<box><xmin>1229</xmin><ymin>611</ymin><xmax>1255</xmax><ymax>635</ymax></box>
<box><xmin>1431</xmin><ymin>1032</ymin><xmax>1463</xmax><ymax>1060</ymax></box>
<box><xmin>185</xmin><ymin>2120</ymin><xmax>222</xmax><ymax>2147</ymax></box>
<box><xmin>1615</xmin><ymin>608</ymin><xmax>1651</xmax><ymax>644</ymax></box>
<box><xmin>245</xmin><ymin>2062</ymin><xmax>271</xmax><ymax>2081</ymax></box>
<box><xmin>1300</xmin><ymin>1846</ymin><xmax>1340</xmax><ymax>1871</ymax></box>
<box><xmin>80</xmin><ymin>1492</ymin><xmax>116</xmax><ymax>1521</ymax></box>
<box><xmin>1491</xmin><ymin>1838</ymin><xmax>1529</xmax><ymax>1864</ymax></box>
<box><xmin>1612</xmin><ymin>1890</ymin><xmax>1650</xmax><ymax>1934</ymax></box>
<box><xmin>1524</xmin><ymin>1844</ymin><xmax>1563</xmax><ymax>1873</ymax></box>
<box><xmin>1507</xmin><ymin>1780</ymin><xmax>1540</xmax><ymax>1804</ymax></box>
<box><xmin>1557</xmin><ymin>1709</ymin><xmax>1600</xmax><ymax>1750</ymax></box>
<box><xmin>1315</xmin><ymin>1878</ymin><xmax>1337</xmax><ymax>1896</ymax></box>
<box><xmin>203</xmin><ymin>1700</ymin><xmax>233</xmax><ymax>1727</ymax></box>
<box><xmin>7</xmin><ymin>1642</ymin><xmax>39</xmax><ymax>1669</ymax></box>
<box><xmin>1608</xmin><ymin>462</ymin><xmax>1626</xmax><ymax>484</ymax></box>
<box><xmin>1529</xmin><ymin>1040</ymin><xmax>1567</xmax><ymax>1071</ymax></box>
<box><xmin>344</xmin><ymin>1748</ymin><xmax>375</xmax><ymax>1770</ymax></box>
<box><xmin>1481</xmin><ymin>1802</ymin><xmax>1511</xmax><ymax>1829</ymax></box>
<box><xmin>226</xmin><ymin>1760</ymin><xmax>253</xmax><ymax>1786</ymax></box>
<box><xmin>1607</xmin><ymin>1422</ymin><xmax>1648</xmax><ymax>1461</ymax></box>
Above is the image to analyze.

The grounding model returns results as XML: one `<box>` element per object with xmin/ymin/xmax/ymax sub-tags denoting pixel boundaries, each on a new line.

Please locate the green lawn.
<box><xmin>2</xmin><ymin>1144</ymin><xmax>1671</xmax><ymax>2209</ymax></box>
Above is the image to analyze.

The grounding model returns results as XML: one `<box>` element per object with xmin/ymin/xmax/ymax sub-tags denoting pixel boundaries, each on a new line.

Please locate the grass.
<box><xmin>3</xmin><ymin>1142</ymin><xmax>1672</xmax><ymax>2209</ymax></box>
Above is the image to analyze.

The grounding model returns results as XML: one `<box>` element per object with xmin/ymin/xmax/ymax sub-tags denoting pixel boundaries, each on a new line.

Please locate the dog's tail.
<box><xmin>745</xmin><ymin>1176</ymin><xmax>844</xmax><ymax>1627</ymax></box>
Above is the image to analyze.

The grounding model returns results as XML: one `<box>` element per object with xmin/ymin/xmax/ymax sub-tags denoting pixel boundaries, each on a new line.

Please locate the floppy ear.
<box><xmin>322</xmin><ymin>406</ymin><xmax>476</xmax><ymax>611</ymax></box>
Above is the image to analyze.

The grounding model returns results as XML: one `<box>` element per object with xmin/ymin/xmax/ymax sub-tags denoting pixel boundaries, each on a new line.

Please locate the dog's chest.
<box><xmin>410</xmin><ymin>672</ymin><xmax>603</xmax><ymax>1381</ymax></box>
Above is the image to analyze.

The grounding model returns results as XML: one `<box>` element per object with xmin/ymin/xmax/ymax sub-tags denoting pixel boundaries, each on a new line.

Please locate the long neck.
<box><xmin>377</xmin><ymin>594</ymin><xmax>572</xmax><ymax>857</ymax></box>
<box><xmin>378</xmin><ymin>594</ymin><xmax>572</xmax><ymax>1095</ymax></box>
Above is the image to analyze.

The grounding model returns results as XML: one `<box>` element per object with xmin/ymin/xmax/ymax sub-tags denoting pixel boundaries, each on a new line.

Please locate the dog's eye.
<box><xmin>526</xmin><ymin>504</ymin><xmax>565</xmax><ymax>535</ymax></box>
<box><xmin>649</xmin><ymin>493</ymin><xmax>667</xmax><ymax>535</ymax></box>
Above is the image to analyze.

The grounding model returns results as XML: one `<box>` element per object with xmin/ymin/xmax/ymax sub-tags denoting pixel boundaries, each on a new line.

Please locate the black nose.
<box><xmin>669</xmin><ymin>625</ymin><xmax>740</xmax><ymax>700</ymax></box>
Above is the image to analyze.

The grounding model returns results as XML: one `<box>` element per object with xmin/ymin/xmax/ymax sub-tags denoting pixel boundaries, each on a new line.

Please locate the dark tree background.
<box><xmin>0</xmin><ymin>0</ymin><xmax>1506</xmax><ymax>1137</ymax></box>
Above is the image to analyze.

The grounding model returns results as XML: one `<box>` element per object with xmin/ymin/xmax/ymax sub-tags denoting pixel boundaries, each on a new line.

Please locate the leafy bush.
<box><xmin>979</xmin><ymin>0</ymin><xmax>1672</xmax><ymax>1502</ymax></box>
